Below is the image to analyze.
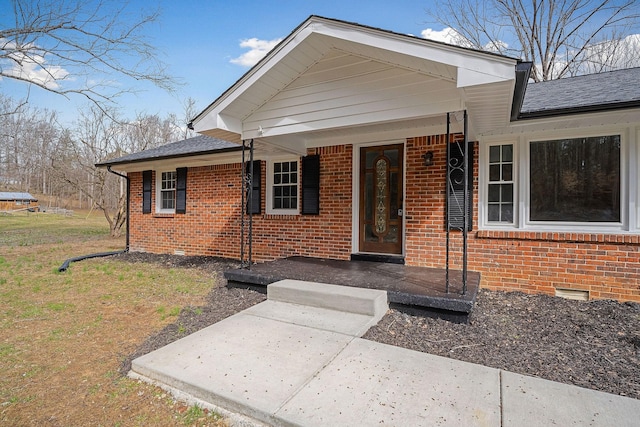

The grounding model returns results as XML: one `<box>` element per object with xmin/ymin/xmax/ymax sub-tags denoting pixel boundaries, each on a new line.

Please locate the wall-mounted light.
<box><xmin>422</xmin><ymin>151</ymin><xmax>434</xmax><ymax>167</ymax></box>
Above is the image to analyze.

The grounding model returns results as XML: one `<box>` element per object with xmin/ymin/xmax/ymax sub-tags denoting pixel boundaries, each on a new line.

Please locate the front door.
<box><xmin>359</xmin><ymin>144</ymin><xmax>403</xmax><ymax>254</ymax></box>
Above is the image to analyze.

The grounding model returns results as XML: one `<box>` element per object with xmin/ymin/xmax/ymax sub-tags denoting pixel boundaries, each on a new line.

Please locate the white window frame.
<box><xmin>480</xmin><ymin>139</ymin><xmax>519</xmax><ymax>230</ymax></box>
<box><xmin>480</xmin><ymin>126</ymin><xmax>636</xmax><ymax>233</ymax></box>
<box><xmin>156</xmin><ymin>170</ymin><xmax>176</xmax><ymax>214</ymax></box>
<box><xmin>266</xmin><ymin>156</ymin><xmax>300</xmax><ymax>215</ymax></box>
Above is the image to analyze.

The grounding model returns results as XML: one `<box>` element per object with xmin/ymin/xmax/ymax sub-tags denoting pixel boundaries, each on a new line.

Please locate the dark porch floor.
<box><xmin>224</xmin><ymin>256</ymin><xmax>480</xmax><ymax>322</ymax></box>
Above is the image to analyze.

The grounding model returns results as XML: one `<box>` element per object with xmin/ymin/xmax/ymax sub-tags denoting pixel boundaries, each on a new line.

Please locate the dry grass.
<box><xmin>0</xmin><ymin>211</ymin><xmax>228</xmax><ymax>426</ymax></box>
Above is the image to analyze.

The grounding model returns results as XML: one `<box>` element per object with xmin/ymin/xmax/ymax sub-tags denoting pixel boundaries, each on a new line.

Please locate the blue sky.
<box><xmin>3</xmin><ymin>0</ymin><xmax>638</xmax><ymax>128</ymax></box>
<box><xmin>1</xmin><ymin>0</ymin><xmax>442</xmax><ymax>126</ymax></box>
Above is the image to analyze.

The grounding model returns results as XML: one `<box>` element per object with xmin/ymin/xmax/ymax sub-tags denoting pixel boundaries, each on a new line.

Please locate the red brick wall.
<box><xmin>128</xmin><ymin>145</ymin><xmax>353</xmax><ymax>261</ymax></box>
<box><xmin>403</xmin><ymin>134</ymin><xmax>639</xmax><ymax>303</ymax></box>
<box><xmin>127</xmin><ymin>136</ymin><xmax>639</xmax><ymax>302</ymax></box>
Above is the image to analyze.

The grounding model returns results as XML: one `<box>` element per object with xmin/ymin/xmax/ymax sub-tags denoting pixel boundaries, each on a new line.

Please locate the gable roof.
<box><xmin>0</xmin><ymin>192</ymin><xmax>37</xmax><ymax>201</ymax></box>
<box><xmin>192</xmin><ymin>15</ymin><xmax>519</xmax><ymax>148</ymax></box>
<box><xmin>96</xmin><ymin>134</ymin><xmax>241</xmax><ymax>168</ymax></box>
<box><xmin>519</xmin><ymin>67</ymin><xmax>640</xmax><ymax>119</ymax></box>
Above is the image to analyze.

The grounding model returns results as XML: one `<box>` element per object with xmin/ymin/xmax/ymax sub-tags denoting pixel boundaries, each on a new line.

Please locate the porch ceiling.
<box><xmin>194</xmin><ymin>16</ymin><xmax>517</xmax><ymax>152</ymax></box>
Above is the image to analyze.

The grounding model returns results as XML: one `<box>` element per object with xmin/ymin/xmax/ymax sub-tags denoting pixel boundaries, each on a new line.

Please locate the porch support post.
<box><xmin>240</xmin><ymin>139</ymin><xmax>255</xmax><ymax>270</ymax></box>
<box><xmin>445</xmin><ymin>113</ymin><xmax>451</xmax><ymax>293</ymax></box>
<box><xmin>241</xmin><ymin>141</ymin><xmax>246</xmax><ymax>268</ymax></box>
<box><xmin>462</xmin><ymin>110</ymin><xmax>468</xmax><ymax>295</ymax></box>
<box><xmin>445</xmin><ymin>111</ymin><xmax>469</xmax><ymax>295</ymax></box>
<box><xmin>248</xmin><ymin>139</ymin><xmax>254</xmax><ymax>269</ymax></box>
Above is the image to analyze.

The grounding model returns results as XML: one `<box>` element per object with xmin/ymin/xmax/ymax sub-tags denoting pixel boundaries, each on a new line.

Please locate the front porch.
<box><xmin>224</xmin><ymin>256</ymin><xmax>480</xmax><ymax>323</ymax></box>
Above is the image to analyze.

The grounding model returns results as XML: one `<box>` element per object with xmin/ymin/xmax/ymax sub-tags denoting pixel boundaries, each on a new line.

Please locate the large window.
<box><xmin>159</xmin><ymin>171</ymin><xmax>176</xmax><ymax>212</ymax></box>
<box><xmin>267</xmin><ymin>159</ymin><xmax>299</xmax><ymax>214</ymax></box>
<box><xmin>483</xmin><ymin>133</ymin><xmax>627</xmax><ymax>230</ymax></box>
<box><xmin>530</xmin><ymin>136</ymin><xmax>620</xmax><ymax>222</ymax></box>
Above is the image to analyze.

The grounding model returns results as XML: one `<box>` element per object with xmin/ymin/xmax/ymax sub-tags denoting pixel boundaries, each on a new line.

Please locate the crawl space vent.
<box><xmin>555</xmin><ymin>288</ymin><xmax>589</xmax><ymax>301</ymax></box>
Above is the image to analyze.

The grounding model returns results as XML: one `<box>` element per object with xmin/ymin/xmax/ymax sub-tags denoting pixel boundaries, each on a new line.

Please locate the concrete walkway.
<box><xmin>130</xmin><ymin>280</ymin><xmax>640</xmax><ymax>427</ymax></box>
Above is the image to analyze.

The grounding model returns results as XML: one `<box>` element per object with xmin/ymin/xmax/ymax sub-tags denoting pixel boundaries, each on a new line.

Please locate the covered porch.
<box><xmin>225</xmin><ymin>256</ymin><xmax>480</xmax><ymax>323</ymax></box>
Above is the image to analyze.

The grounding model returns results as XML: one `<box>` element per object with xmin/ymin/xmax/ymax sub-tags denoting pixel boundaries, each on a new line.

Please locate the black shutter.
<box><xmin>246</xmin><ymin>160</ymin><xmax>261</xmax><ymax>214</ymax></box>
<box><xmin>447</xmin><ymin>141</ymin><xmax>473</xmax><ymax>231</ymax></box>
<box><xmin>176</xmin><ymin>167</ymin><xmax>187</xmax><ymax>214</ymax></box>
<box><xmin>142</xmin><ymin>170</ymin><xmax>152</xmax><ymax>214</ymax></box>
<box><xmin>301</xmin><ymin>155</ymin><xmax>320</xmax><ymax>215</ymax></box>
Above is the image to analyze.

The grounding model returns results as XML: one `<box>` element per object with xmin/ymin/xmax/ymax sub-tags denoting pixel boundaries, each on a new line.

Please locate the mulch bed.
<box><xmin>115</xmin><ymin>253</ymin><xmax>640</xmax><ymax>400</ymax></box>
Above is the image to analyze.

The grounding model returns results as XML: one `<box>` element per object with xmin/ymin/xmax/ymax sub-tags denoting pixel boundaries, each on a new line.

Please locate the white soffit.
<box><xmin>193</xmin><ymin>16</ymin><xmax>517</xmax><ymax>143</ymax></box>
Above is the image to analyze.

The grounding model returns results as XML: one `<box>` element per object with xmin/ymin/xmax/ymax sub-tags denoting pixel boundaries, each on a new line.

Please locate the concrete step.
<box><xmin>243</xmin><ymin>299</ymin><xmax>382</xmax><ymax>337</ymax></box>
<box><xmin>267</xmin><ymin>279</ymin><xmax>388</xmax><ymax>318</ymax></box>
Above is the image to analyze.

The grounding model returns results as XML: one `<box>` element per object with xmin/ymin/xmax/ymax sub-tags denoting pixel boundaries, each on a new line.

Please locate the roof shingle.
<box><xmin>96</xmin><ymin>134</ymin><xmax>241</xmax><ymax>167</ymax></box>
<box><xmin>520</xmin><ymin>67</ymin><xmax>640</xmax><ymax>116</ymax></box>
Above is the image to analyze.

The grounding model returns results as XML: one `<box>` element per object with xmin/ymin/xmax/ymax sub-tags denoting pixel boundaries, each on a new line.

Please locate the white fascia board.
<box><xmin>311</xmin><ymin>19</ymin><xmax>516</xmax><ymax>82</ymax></box>
<box><xmin>457</xmin><ymin>66</ymin><xmax>514</xmax><ymax>88</ymax></box>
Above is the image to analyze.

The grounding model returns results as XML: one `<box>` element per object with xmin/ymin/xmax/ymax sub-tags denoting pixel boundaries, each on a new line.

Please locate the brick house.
<box><xmin>98</xmin><ymin>16</ymin><xmax>640</xmax><ymax>302</ymax></box>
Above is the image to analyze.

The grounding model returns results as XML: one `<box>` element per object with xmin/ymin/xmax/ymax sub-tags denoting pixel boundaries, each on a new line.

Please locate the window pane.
<box><xmin>502</xmin><ymin>145</ymin><xmax>513</xmax><ymax>162</ymax></box>
<box><xmin>488</xmin><ymin>185</ymin><xmax>500</xmax><ymax>202</ymax></box>
<box><xmin>282</xmin><ymin>162</ymin><xmax>289</xmax><ymax>172</ymax></box>
<box><xmin>489</xmin><ymin>146</ymin><xmax>500</xmax><ymax>163</ymax></box>
<box><xmin>290</xmin><ymin>162</ymin><xmax>297</xmax><ymax>172</ymax></box>
<box><xmin>530</xmin><ymin>135</ymin><xmax>620</xmax><ymax>222</ymax></box>
<box><xmin>503</xmin><ymin>204</ymin><xmax>513</xmax><ymax>222</ymax></box>
<box><xmin>501</xmin><ymin>184</ymin><xmax>513</xmax><ymax>203</ymax></box>
<box><xmin>488</xmin><ymin>204</ymin><xmax>500</xmax><ymax>222</ymax></box>
<box><xmin>502</xmin><ymin>164</ymin><xmax>512</xmax><ymax>181</ymax></box>
<box><xmin>274</xmin><ymin>163</ymin><xmax>281</xmax><ymax>173</ymax></box>
<box><xmin>489</xmin><ymin>165</ymin><xmax>500</xmax><ymax>181</ymax></box>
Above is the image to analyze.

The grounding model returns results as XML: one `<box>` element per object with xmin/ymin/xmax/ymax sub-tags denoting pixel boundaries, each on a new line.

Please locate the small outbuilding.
<box><xmin>0</xmin><ymin>192</ymin><xmax>38</xmax><ymax>211</ymax></box>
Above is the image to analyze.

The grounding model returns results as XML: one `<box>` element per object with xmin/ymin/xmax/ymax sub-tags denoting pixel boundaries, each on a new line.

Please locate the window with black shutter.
<box><xmin>301</xmin><ymin>155</ymin><xmax>320</xmax><ymax>215</ymax></box>
<box><xmin>447</xmin><ymin>141</ymin><xmax>473</xmax><ymax>231</ymax></box>
<box><xmin>176</xmin><ymin>167</ymin><xmax>187</xmax><ymax>214</ymax></box>
<box><xmin>142</xmin><ymin>170</ymin><xmax>152</xmax><ymax>214</ymax></box>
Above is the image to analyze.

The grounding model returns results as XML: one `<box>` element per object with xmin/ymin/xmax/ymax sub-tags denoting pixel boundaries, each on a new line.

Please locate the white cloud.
<box><xmin>1</xmin><ymin>38</ymin><xmax>70</xmax><ymax>89</ymax></box>
<box><xmin>421</xmin><ymin>27</ymin><xmax>461</xmax><ymax>44</ymax></box>
<box><xmin>230</xmin><ymin>37</ymin><xmax>283</xmax><ymax>67</ymax></box>
<box><xmin>421</xmin><ymin>27</ymin><xmax>508</xmax><ymax>53</ymax></box>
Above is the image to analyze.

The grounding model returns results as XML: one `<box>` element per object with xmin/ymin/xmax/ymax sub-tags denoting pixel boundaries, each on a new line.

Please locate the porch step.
<box><xmin>267</xmin><ymin>279</ymin><xmax>388</xmax><ymax>319</ymax></box>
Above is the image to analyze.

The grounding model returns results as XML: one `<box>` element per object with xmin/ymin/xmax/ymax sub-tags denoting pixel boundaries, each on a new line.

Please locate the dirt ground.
<box><xmin>120</xmin><ymin>253</ymin><xmax>640</xmax><ymax>402</ymax></box>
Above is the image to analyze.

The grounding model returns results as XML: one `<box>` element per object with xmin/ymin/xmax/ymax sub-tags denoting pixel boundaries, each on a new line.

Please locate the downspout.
<box><xmin>57</xmin><ymin>166</ymin><xmax>130</xmax><ymax>272</ymax></box>
<box><xmin>107</xmin><ymin>166</ymin><xmax>130</xmax><ymax>252</ymax></box>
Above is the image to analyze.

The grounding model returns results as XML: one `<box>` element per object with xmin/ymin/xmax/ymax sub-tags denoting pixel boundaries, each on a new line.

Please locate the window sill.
<box><xmin>476</xmin><ymin>229</ymin><xmax>640</xmax><ymax>244</ymax></box>
<box><xmin>153</xmin><ymin>212</ymin><xmax>175</xmax><ymax>218</ymax></box>
<box><xmin>264</xmin><ymin>213</ymin><xmax>300</xmax><ymax>220</ymax></box>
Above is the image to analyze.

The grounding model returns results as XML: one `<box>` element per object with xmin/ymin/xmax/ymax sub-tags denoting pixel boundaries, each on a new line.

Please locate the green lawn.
<box><xmin>0</xmin><ymin>211</ymin><xmax>227</xmax><ymax>426</ymax></box>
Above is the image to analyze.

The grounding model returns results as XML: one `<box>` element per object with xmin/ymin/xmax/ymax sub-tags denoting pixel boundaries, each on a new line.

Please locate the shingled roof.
<box><xmin>0</xmin><ymin>192</ymin><xmax>38</xmax><ymax>201</ymax></box>
<box><xmin>519</xmin><ymin>67</ymin><xmax>640</xmax><ymax>118</ymax></box>
<box><xmin>96</xmin><ymin>134</ymin><xmax>241</xmax><ymax>167</ymax></box>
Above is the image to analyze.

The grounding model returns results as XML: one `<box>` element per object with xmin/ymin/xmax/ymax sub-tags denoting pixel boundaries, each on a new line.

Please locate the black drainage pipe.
<box><xmin>58</xmin><ymin>250</ymin><xmax>126</xmax><ymax>272</ymax></box>
<box><xmin>59</xmin><ymin>165</ymin><xmax>131</xmax><ymax>273</ymax></box>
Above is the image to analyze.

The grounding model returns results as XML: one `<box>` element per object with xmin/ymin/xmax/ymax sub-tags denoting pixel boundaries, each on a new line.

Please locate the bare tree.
<box><xmin>0</xmin><ymin>0</ymin><xmax>177</xmax><ymax>112</ymax></box>
<box><xmin>182</xmin><ymin>97</ymin><xmax>199</xmax><ymax>140</ymax></box>
<box><xmin>430</xmin><ymin>0</ymin><xmax>640</xmax><ymax>81</ymax></box>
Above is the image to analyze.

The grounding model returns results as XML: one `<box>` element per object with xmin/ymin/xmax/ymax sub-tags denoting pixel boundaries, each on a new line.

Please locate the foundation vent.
<box><xmin>555</xmin><ymin>288</ymin><xmax>589</xmax><ymax>301</ymax></box>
